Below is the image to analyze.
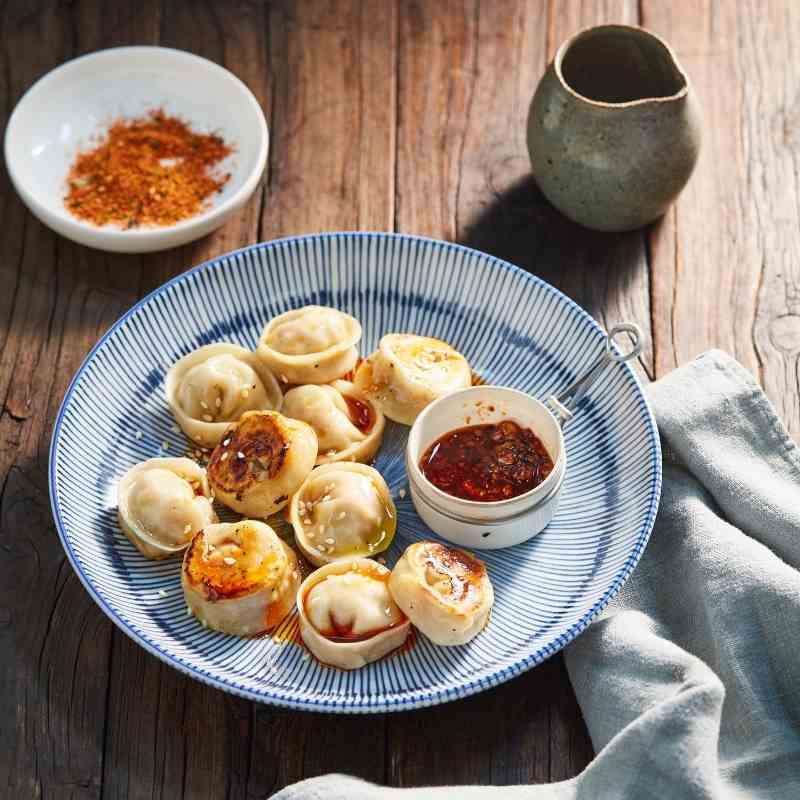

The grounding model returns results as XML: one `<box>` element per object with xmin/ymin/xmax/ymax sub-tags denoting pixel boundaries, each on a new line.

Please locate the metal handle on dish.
<box><xmin>546</xmin><ymin>323</ymin><xmax>643</xmax><ymax>425</ymax></box>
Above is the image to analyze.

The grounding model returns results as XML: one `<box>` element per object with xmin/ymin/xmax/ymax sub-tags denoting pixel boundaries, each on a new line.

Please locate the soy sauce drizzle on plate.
<box><xmin>420</xmin><ymin>420</ymin><xmax>554</xmax><ymax>502</ymax></box>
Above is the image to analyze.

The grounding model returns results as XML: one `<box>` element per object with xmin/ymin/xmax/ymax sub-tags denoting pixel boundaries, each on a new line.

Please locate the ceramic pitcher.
<box><xmin>527</xmin><ymin>25</ymin><xmax>701</xmax><ymax>232</ymax></box>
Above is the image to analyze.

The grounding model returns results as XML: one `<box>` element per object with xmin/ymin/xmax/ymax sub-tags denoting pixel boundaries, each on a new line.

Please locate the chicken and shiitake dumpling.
<box><xmin>207</xmin><ymin>410</ymin><xmax>317</xmax><ymax>518</ymax></box>
<box><xmin>117</xmin><ymin>457</ymin><xmax>217</xmax><ymax>559</ymax></box>
<box><xmin>289</xmin><ymin>463</ymin><xmax>396</xmax><ymax>566</ymax></box>
<box><xmin>258</xmin><ymin>306</ymin><xmax>361</xmax><ymax>385</ymax></box>
<box><xmin>354</xmin><ymin>333</ymin><xmax>471</xmax><ymax>425</ymax></box>
<box><xmin>389</xmin><ymin>541</ymin><xmax>494</xmax><ymax>646</ymax></box>
<box><xmin>281</xmin><ymin>380</ymin><xmax>384</xmax><ymax>465</ymax></box>
<box><xmin>181</xmin><ymin>520</ymin><xmax>300</xmax><ymax>636</ymax></box>
<box><xmin>166</xmin><ymin>343</ymin><xmax>283</xmax><ymax>448</ymax></box>
<box><xmin>297</xmin><ymin>558</ymin><xmax>410</xmax><ymax>669</ymax></box>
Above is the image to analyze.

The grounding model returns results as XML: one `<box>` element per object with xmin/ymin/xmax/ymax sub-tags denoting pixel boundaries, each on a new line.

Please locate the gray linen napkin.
<box><xmin>274</xmin><ymin>351</ymin><xmax>800</xmax><ymax>800</ymax></box>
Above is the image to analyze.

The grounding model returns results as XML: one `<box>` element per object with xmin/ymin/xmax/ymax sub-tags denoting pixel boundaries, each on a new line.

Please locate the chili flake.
<box><xmin>64</xmin><ymin>109</ymin><xmax>232</xmax><ymax>228</ymax></box>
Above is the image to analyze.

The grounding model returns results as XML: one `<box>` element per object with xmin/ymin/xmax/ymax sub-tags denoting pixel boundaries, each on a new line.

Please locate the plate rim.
<box><xmin>48</xmin><ymin>231</ymin><xmax>662</xmax><ymax>713</ymax></box>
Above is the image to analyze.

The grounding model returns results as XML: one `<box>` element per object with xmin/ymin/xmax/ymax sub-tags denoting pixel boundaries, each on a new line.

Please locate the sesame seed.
<box><xmin>186</xmin><ymin>606</ymin><xmax>192</xmax><ymax>616</ymax></box>
<box><xmin>223</xmin><ymin>556</ymin><xmax>236</xmax><ymax>565</ymax></box>
<box><xmin>386</xmin><ymin>508</ymin><xmax>394</xmax><ymax>518</ymax></box>
<box><xmin>384</xmin><ymin>607</ymin><xmax>391</xmax><ymax>615</ymax></box>
<box><xmin>337</xmin><ymin>511</ymin><xmax>346</xmax><ymax>520</ymax></box>
<box><xmin>223</xmin><ymin>438</ymin><xmax>230</xmax><ymax>446</ymax></box>
<box><xmin>292</xmin><ymin>571</ymin><xmax>298</xmax><ymax>579</ymax></box>
<box><xmin>158</xmin><ymin>589</ymin><xmax>167</xmax><ymax>598</ymax></box>
<box><xmin>171</xmin><ymin>424</ymin><xmax>180</xmax><ymax>433</ymax></box>
<box><xmin>135</xmin><ymin>430</ymin><xmax>143</xmax><ymax>440</ymax></box>
<box><xmin>202</xmin><ymin>414</ymin><xmax>213</xmax><ymax>422</ymax></box>
<box><xmin>161</xmin><ymin>441</ymin><xmax>169</xmax><ymax>450</ymax></box>
<box><xmin>184</xmin><ymin>524</ymin><xmax>192</xmax><ymax>534</ymax></box>
<box><xmin>200</xmin><ymin>400</ymin><xmax>208</xmax><ymax>409</ymax></box>
<box><xmin>398</xmin><ymin>488</ymin><xmax>406</xmax><ymax>499</ymax></box>
<box><xmin>215</xmin><ymin>397</ymin><xmax>222</xmax><ymax>407</ymax></box>
<box><xmin>325</xmin><ymin>538</ymin><xmax>335</xmax><ymax>545</ymax></box>
<box><xmin>321</xmin><ymin>494</ymin><xmax>332</xmax><ymax>503</ymax></box>
<box><xmin>280</xmin><ymin>374</ymin><xmax>288</xmax><ymax>383</ymax></box>
<box><xmin>237</xmin><ymin>451</ymin><xmax>245</xmax><ymax>459</ymax></box>
<box><xmin>221</xmin><ymin>452</ymin><xmax>229</xmax><ymax>461</ymax></box>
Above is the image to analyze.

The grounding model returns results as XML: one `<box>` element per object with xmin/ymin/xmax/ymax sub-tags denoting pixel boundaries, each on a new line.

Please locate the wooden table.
<box><xmin>2</xmin><ymin>1</ymin><xmax>798</xmax><ymax>797</ymax></box>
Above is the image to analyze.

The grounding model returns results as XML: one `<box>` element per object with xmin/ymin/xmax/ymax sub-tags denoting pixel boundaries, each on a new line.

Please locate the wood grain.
<box><xmin>642</xmin><ymin>0</ymin><xmax>800</xmax><ymax>439</ymax></box>
<box><xmin>262</xmin><ymin>0</ymin><xmax>397</xmax><ymax>237</ymax></box>
<box><xmin>2</xmin><ymin>0</ymin><xmax>799</xmax><ymax>798</ymax></box>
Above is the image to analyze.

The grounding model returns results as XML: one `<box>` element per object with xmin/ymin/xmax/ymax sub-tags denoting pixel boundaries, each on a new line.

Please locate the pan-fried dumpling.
<box><xmin>281</xmin><ymin>380</ymin><xmax>385</xmax><ymax>465</ymax></box>
<box><xmin>166</xmin><ymin>343</ymin><xmax>283</xmax><ymax>448</ymax></box>
<box><xmin>297</xmin><ymin>559</ymin><xmax>410</xmax><ymax>669</ymax></box>
<box><xmin>117</xmin><ymin>457</ymin><xmax>217</xmax><ymax>560</ymax></box>
<box><xmin>289</xmin><ymin>463</ymin><xmax>396</xmax><ymax>567</ymax></box>
<box><xmin>388</xmin><ymin>541</ymin><xmax>493</xmax><ymax>645</ymax></box>
<box><xmin>182</xmin><ymin>520</ymin><xmax>300</xmax><ymax>636</ymax></box>
<box><xmin>257</xmin><ymin>306</ymin><xmax>361</xmax><ymax>385</ymax></box>
<box><xmin>207</xmin><ymin>410</ymin><xmax>317</xmax><ymax>518</ymax></box>
<box><xmin>354</xmin><ymin>334</ymin><xmax>471</xmax><ymax>425</ymax></box>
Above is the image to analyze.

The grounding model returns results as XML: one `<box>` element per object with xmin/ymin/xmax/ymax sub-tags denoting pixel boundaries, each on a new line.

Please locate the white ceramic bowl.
<box><xmin>4</xmin><ymin>46</ymin><xmax>268</xmax><ymax>253</ymax></box>
<box><xmin>406</xmin><ymin>386</ymin><xmax>566</xmax><ymax>550</ymax></box>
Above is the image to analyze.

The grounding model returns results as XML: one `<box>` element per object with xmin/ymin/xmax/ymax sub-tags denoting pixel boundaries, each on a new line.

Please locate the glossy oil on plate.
<box><xmin>49</xmin><ymin>233</ymin><xmax>661</xmax><ymax>712</ymax></box>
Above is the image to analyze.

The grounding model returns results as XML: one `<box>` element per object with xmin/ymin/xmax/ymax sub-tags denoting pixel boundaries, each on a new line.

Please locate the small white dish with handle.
<box><xmin>406</xmin><ymin>323</ymin><xmax>643</xmax><ymax>549</ymax></box>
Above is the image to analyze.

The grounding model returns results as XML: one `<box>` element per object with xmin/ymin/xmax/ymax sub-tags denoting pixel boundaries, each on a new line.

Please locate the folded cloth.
<box><xmin>274</xmin><ymin>351</ymin><xmax>800</xmax><ymax>800</ymax></box>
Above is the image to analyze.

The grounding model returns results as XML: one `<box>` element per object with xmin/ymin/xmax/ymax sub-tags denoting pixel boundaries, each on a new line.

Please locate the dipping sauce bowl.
<box><xmin>406</xmin><ymin>323</ymin><xmax>643</xmax><ymax>550</ymax></box>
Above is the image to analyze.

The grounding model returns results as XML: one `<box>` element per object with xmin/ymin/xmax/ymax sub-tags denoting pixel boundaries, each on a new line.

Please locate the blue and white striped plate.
<box><xmin>49</xmin><ymin>233</ymin><xmax>661</xmax><ymax>713</ymax></box>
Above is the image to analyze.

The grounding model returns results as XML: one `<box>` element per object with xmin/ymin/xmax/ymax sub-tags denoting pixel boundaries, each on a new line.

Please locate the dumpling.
<box><xmin>182</xmin><ymin>520</ymin><xmax>300</xmax><ymax>636</ymax></box>
<box><xmin>207</xmin><ymin>410</ymin><xmax>317</xmax><ymax>518</ymax></box>
<box><xmin>257</xmin><ymin>306</ymin><xmax>361</xmax><ymax>385</ymax></box>
<box><xmin>297</xmin><ymin>559</ymin><xmax>410</xmax><ymax>669</ymax></box>
<box><xmin>281</xmin><ymin>380</ymin><xmax>385</xmax><ymax>465</ymax></box>
<box><xmin>388</xmin><ymin>541</ymin><xmax>494</xmax><ymax>645</ymax></box>
<box><xmin>289</xmin><ymin>463</ymin><xmax>396</xmax><ymax>566</ymax></box>
<box><xmin>166</xmin><ymin>343</ymin><xmax>283</xmax><ymax>448</ymax></box>
<box><xmin>117</xmin><ymin>457</ymin><xmax>217</xmax><ymax>560</ymax></box>
<box><xmin>354</xmin><ymin>334</ymin><xmax>471</xmax><ymax>425</ymax></box>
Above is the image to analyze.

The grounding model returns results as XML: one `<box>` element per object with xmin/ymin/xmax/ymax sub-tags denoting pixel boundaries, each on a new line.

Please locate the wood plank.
<box><xmin>97</xmin><ymin>3</ymin><xmax>268</xmax><ymax>799</ymax></box>
<box><xmin>0</xmin><ymin>2</ymin><xmax>144</xmax><ymax>797</ymax></box>
<box><xmin>461</xmin><ymin>0</ymin><xmax>653</xmax><ymax>381</ymax></box>
<box><xmin>389</xmin><ymin>0</ymin><xmax>652</xmax><ymax>786</ymax></box>
<box><xmin>261</xmin><ymin>0</ymin><xmax>397</xmax><ymax>237</ymax></box>
<box><xmin>643</xmin><ymin>1</ymin><xmax>756</xmax><ymax>379</ymax></box>
<box><xmin>249</xmin><ymin>0</ymin><xmax>399</xmax><ymax>794</ymax></box>
<box><xmin>643</xmin><ymin>0</ymin><xmax>800</xmax><ymax>440</ymax></box>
